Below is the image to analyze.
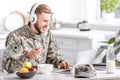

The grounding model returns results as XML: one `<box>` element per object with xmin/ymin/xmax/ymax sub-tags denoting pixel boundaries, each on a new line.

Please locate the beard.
<box><xmin>34</xmin><ymin>23</ymin><xmax>41</xmax><ymax>35</ymax></box>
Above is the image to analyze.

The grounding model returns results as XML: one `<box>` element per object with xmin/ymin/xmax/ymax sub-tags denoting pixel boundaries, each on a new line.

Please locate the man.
<box><xmin>3</xmin><ymin>3</ymin><xmax>71</xmax><ymax>73</ymax></box>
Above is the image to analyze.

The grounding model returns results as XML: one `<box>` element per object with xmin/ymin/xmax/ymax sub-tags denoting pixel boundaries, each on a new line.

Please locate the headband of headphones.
<box><xmin>30</xmin><ymin>2</ymin><xmax>41</xmax><ymax>24</ymax></box>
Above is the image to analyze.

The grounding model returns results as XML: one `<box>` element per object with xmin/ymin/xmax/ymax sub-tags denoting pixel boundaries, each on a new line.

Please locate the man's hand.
<box><xmin>58</xmin><ymin>61</ymin><xmax>72</xmax><ymax>69</ymax></box>
<box><xmin>25</xmin><ymin>48</ymin><xmax>41</xmax><ymax>59</ymax></box>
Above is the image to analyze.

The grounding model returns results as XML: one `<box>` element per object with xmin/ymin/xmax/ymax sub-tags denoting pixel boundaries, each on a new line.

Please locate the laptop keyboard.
<box><xmin>93</xmin><ymin>63</ymin><xmax>106</xmax><ymax>71</ymax></box>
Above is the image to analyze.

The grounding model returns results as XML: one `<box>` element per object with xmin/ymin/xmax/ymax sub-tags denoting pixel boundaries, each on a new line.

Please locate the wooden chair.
<box><xmin>0</xmin><ymin>48</ymin><xmax>4</xmax><ymax>72</ymax></box>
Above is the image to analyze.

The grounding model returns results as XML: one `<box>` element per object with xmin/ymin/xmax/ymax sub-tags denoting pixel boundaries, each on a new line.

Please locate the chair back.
<box><xmin>0</xmin><ymin>48</ymin><xmax>4</xmax><ymax>72</ymax></box>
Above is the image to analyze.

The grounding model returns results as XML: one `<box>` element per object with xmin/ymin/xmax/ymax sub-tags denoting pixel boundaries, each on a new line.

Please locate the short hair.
<box><xmin>30</xmin><ymin>3</ymin><xmax>51</xmax><ymax>15</ymax></box>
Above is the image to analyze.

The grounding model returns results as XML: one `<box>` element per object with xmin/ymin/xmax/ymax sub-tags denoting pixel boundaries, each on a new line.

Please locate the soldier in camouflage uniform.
<box><xmin>3</xmin><ymin>3</ymin><xmax>71</xmax><ymax>73</ymax></box>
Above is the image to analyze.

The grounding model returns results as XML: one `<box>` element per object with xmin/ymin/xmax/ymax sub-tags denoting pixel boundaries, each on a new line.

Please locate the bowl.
<box><xmin>16</xmin><ymin>71</ymin><xmax>37</xmax><ymax>79</ymax></box>
<box><xmin>37</xmin><ymin>64</ymin><xmax>53</xmax><ymax>74</ymax></box>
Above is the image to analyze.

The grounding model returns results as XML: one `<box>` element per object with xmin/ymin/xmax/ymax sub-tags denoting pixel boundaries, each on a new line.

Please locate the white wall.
<box><xmin>70</xmin><ymin>0</ymin><xmax>87</xmax><ymax>23</ymax></box>
<box><xmin>0</xmin><ymin>0</ymin><xmax>36</xmax><ymax>31</ymax></box>
<box><xmin>0</xmin><ymin>0</ymin><xmax>101</xmax><ymax>31</ymax></box>
<box><xmin>86</xmin><ymin>0</ymin><xmax>100</xmax><ymax>22</ymax></box>
<box><xmin>69</xmin><ymin>0</ymin><xmax>99</xmax><ymax>23</ymax></box>
<box><xmin>0</xmin><ymin>0</ymin><xmax>70</xmax><ymax>31</ymax></box>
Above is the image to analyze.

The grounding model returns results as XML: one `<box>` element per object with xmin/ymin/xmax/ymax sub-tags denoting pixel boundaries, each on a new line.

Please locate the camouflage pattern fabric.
<box><xmin>3</xmin><ymin>25</ymin><xmax>64</xmax><ymax>73</ymax></box>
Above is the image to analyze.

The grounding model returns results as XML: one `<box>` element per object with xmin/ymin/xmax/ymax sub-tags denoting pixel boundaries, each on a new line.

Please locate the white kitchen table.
<box><xmin>1</xmin><ymin>69</ymin><xmax>120</xmax><ymax>80</ymax></box>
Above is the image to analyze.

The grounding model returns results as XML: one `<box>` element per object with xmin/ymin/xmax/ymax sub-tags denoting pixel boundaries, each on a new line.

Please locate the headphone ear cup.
<box><xmin>30</xmin><ymin>14</ymin><xmax>37</xmax><ymax>24</ymax></box>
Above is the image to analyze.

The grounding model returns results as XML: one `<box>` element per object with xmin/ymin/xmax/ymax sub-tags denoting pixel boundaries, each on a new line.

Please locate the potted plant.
<box><xmin>100</xmin><ymin>0</ymin><xmax>120</xmax><ymax>21</ymax></box>
<box><xmin>101</xmin><ymin>36</ymin><xmax>120</xmax><ymax>67</ymax></box>
<box><xmin>100</xmin><ymin>0</ymin><xmax>120</xmax><ymax>13</ymax></box>
<box><xmin>99</xmin><ymin>37</ymin><xmax>115</xmax><ymax>61</ymax></box>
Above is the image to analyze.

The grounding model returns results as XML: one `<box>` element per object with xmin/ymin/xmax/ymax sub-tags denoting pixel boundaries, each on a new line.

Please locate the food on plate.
<box><xmin>29</xmin><ymin>67</ymin><xmax>37</xmax><ymax>72</ymax></box>
<box><xmin>19</xmin><ymin>61</ymin><xmax>37</xmax><ymax>73</ymax></box>
<box><xmin>19</xmin><ymin>67</ymin><xmax>29</xmax><ymax>73</ymax></box>
<box><xmin>22</xmin><ymin>61</ymin><xmax>32</xmax><ymax>69</ymax></box>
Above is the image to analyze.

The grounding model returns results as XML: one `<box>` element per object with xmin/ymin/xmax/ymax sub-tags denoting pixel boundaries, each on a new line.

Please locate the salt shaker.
<box><xmin>106</xmin><ymin>45</ymin><xmax>116</xmax><ymax>74</ymax></box>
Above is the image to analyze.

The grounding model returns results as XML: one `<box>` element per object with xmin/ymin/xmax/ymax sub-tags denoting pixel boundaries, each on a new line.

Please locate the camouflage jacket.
<box><xmin>3</xmin><ymin>25</ymin><xmax>64</xmax><ymax>73</ymax></box>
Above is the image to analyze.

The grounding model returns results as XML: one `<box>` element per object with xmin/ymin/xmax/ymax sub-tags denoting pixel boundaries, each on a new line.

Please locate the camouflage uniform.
<box><xmin>3</xmin><ymin>25</ymin><xmax>64</xmax><ymax>73</ymax></box>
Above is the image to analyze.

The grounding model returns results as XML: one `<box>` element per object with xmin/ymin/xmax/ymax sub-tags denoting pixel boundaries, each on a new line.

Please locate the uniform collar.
<box><xmin>25</xmin><ymin>25</ymin><xmax>37</xmax><ymax>38</ymax></box>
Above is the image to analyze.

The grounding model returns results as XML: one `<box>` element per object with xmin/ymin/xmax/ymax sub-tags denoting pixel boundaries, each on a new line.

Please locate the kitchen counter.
<box><xmin>1</xmin><ymin>69</ymin><xmax>120</xmax><ymax>80</ymax></box>
<box><xmin>50</xmin><ymin>28</ymin><xmax>116</xmax><ymax>39</ymax></box>
<box><xmin>0</xmin><ymin>28</ymin><xmax>116</xmax><ymax>40</ymax></box>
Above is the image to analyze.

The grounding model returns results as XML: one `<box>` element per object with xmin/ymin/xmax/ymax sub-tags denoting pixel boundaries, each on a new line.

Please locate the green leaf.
<box><xmin>107</xmin><ymin>37</ymin><xmax>116</xmax><ymax>44</ymax></box>
<box><xmin>102</xmin><ymin>55</ymin><xmax>106</xmax><ymax>63</ymax></box>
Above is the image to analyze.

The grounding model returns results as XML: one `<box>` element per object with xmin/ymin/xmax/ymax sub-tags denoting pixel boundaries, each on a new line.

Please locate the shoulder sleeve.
<box><xmin>3</xmin><ymin>33</ymin><xmax>28</xmax><ymax>73</ymax></box>
<box><xmin>46</xmin><ymin>31</ymin><xmax>64</xmax><ymax>67</ymax></box>
<box><xmin>4</xmin><ymin>33</ymin><xmax>24</xmax><ymax>59</ymax></box>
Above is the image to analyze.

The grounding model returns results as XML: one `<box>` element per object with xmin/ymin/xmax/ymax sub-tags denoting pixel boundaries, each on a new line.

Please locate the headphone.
<box><xmin>30</xmin><ymin>2</ymin><xmax>41</xmax><ymax>24</ymax></box>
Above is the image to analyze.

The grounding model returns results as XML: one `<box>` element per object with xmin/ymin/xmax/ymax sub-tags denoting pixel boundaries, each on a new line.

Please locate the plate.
<box><xmin>5</xmin><ymin>11</ymin><xmax>26</xmax><ymax>31</ymax></box>
<box><xmin>52</xmin><ymin>68</ymin><xmax>71</xmax><ymax>74</ymax></box>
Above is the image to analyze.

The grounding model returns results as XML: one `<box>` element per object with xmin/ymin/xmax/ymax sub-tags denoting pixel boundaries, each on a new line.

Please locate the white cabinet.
<box><xmin>77</xmin><ymin>38</ymin><xmax>92</xmax><ymax>51</ymax></box>
<box><xmin>55</xmin><ymin>37</ymin><xmax>78</xmax><ymax>64</ymax></box>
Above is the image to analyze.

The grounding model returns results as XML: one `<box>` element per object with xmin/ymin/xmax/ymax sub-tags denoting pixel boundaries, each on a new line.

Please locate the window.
<box><xmin>89</xmin><ymin>0</ymin><xmax>120</xmax><ymax>31</ymax></box>
<box><xmin>99</xmin><ymin>0</ymin><xmax>120</xmax><ymax>20</ymax></box>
